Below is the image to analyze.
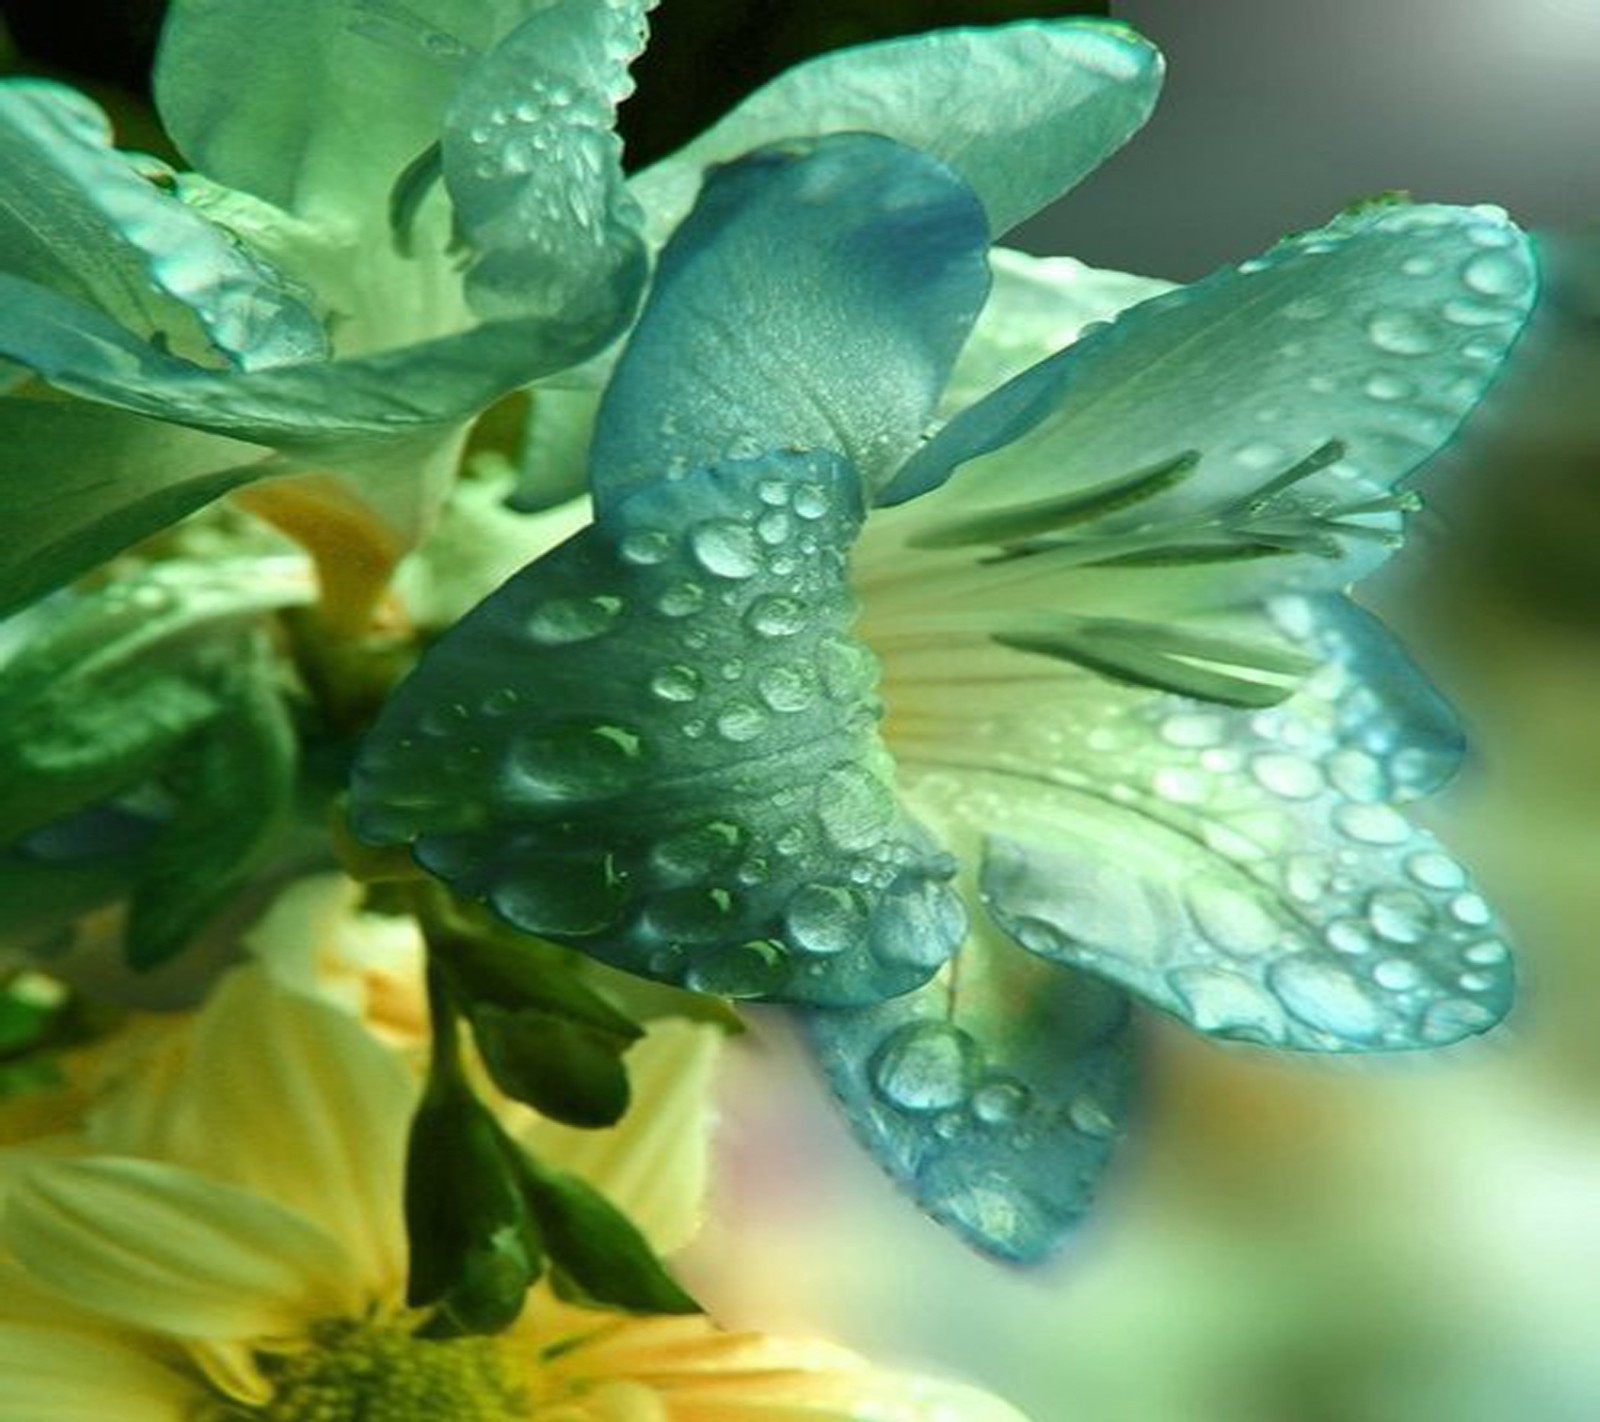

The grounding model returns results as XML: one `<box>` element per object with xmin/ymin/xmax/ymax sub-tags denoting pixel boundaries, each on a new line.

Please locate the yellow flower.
<box><xmin>0</xmin><ymin>960</ymin><xmax>1025</xmax><ymax>1420</ymax></box>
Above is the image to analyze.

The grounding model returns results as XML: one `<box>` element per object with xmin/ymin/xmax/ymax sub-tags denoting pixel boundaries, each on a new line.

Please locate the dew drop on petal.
<box><xmin>870</xmin><ymin>1021</ymin><xmax>975</xmax><ymax>1113</ymax></box>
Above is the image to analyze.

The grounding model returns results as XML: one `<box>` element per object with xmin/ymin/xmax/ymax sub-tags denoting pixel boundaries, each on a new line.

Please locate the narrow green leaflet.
<box><xmin>517</xmin><ymin>1155</ymin><xmax>699</xmax><ymax>1315</ymax></box>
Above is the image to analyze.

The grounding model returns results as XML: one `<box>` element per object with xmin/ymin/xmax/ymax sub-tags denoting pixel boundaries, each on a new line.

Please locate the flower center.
<box><xmin>205</xmin><ymin>1320</ymin><xmax>530</xmax><ymax>1422</ymax></box>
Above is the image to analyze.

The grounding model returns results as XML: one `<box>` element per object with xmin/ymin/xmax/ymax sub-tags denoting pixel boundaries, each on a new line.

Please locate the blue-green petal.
<box><xmin>631</xmin><ymin>20</ymin><xmax>1162</xmax><ymax>240</ymax></box>
<box><xmin>807</xmin><ymin>934</ymin><xmax>1135</xmax><ymax>1263</ymax></box>
<box><xmin>352</xmin><ymin>450</ymin><xmax>965</xmax><ymax>1006</ymax></box>
<box><xmin>973</xmin><ymin>596</ymin><xmax>1510</xmax><ymax>1052</ymax></box>
<box><xmin>441</xmin><ymin>0</ymin><xmax>648</xmax><ymax>326</ymax></box>
<box><xmin>156</xmin><ymin>0</ymin><xmax>537</xmax><ymax>221</ymax></box>
<box><xmin>0</xmin><ymin>82</ymin><xmax>326</xmax><ymax>369</ymax></box>
<box><xmin>883</xmin><ymin>203</ymin><xmax>1537</xmax><ymax>601</ymax></box>
<box><xmin>590</xmin><ymin>134</ymin><xmax>990</xmax><ymax>516</ymax></box>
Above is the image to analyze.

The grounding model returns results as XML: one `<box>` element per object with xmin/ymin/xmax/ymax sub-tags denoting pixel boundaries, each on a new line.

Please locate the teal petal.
<box><xmin>591</xmin><ymin>134</ymin><xmax>990</xmax><ymax>515</ymax></box>
<box><xmin>883</xmin><ymin>203</ymin><xmax>1537</xmax><ymax>601</ymax></box>
<box><xmin>963</xmin><ymin>597</ymin><xmax>1510</xmax><ymax>1051</ymax></box>
<box><xmin>631</xmin><ymin>20</ymin><xmax>1162</xmax><ymax>240</ymax></box>
<box><xmin>0</xmin><ymin>82</ymin><xmax>327</xmax><ymax>369</ymax></box>
<box><xmin>441</xmin><ymin>0</ymin><xmax>648</xmax><ymax>326</ymax></box>
<box><xmin>807</xmin><ymin>928</ymin><xmax>1135</xmax><ymax>1263</ymax></box>
<box><xmin>0</xmin><ymin>400</ymin><xmax>269</xmax><ymax>618</ymax></box>
<box><xmin>156</xmin><ymin>0</ymin><xmax>536</xmax><ymax>222</ymax></box>
<box><xmin>352</xmin><ymin>451</ymin><xmax>965</xmax><ymax>1006</ymax></box>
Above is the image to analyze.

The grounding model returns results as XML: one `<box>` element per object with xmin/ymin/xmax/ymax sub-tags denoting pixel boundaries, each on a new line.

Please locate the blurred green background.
<box><xmin>4</xmin><ymin>1</ymin><xmax>1598</xmax><ymax>1417</ymax></box>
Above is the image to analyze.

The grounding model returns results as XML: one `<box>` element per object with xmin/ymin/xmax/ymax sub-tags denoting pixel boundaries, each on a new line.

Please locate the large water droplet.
<box><xmin>657</xmin><ymin>582</ymin><xmax>705</xmax><ymax>617</ymax></box>
<box><xmin>1367</xmin><ymin>309</ymin><xmax>1441</xmax><ymax>356</ymax></box>
<box><xmin>1406</xmin><ymin>851</ymin><xmax>1466</xmax><ymax>890</ymax></box>
<box><xmin>690</xmin><ymin>521</ymin><xmax>760</xmax><ymax>578</ymax></box>
<box><xmin>525</xmin><ymin>595</ymin><xmax>623</xmax><ymax>645</ymax></box>
<box><xmin>1420</xmin><ymin>996</ymin><xmax>1496</xmax><ymax>1044</ymax></box>
<box><xmin>1169</xmin><ymin>965</ymin><xmax>1286</xmax><ymax>1043</ymax></box>
<box><xmin>1367</xmin><ymin>887</ymin><xmax>1434</xmax><ymax>944</ymax></box>
<box><xmin>649</xmin><ymin>664</ymin><xmax>701</xmax><ymax>703</ymax></box>
<box><xmin>490</xmin><ymin>860</ymin><xmax>625</xmax><ymax>936</ymax></box>
<box><xmin>1068</xmin><ymin>1093</ymin><xmax>1118</xmax><ymax>1139</ymax></box>
<box><xmin>1461</xmin><ymin>250</ymin><xmax>1526</xmax><ymax>298</ymax></box>
<box><xmin>785</xmin><ymin>883</ymin><xmax>867</xmax><ymax>956</ymax></box>
<box><xmin>619</xmin><ymin>530</ymin><xmax>671</xmax><ymax>565</ymax></box>
<box><xmin>757</xmin><ymin>665</ymin><xmax>815</xmax><ymax>712</ymax></box>
<box><xmin>1268</xmin><ymin>956</ymin><xmax>1382</xmax><ymax>1041</ymax></box>
<box><xmin>1450</xmin><ymin>892</ymin><xmax>1491</xmax><ymax>927</ymax></box>
<box><xmin>1252</xmin><ymin>752</ymin><xmax>1322</xmax><ymax>800</ymax></box>
<box><xmin>686</xmin><ymin>939</ymin><xmax>787</xmax><ymax>998</ymax></box>
<box><xmin>1373</xmin><ymin>957</ymin><xmax>1422</xmax><ymax>991</ymax></box>
<box><xmin>870</xmin><ymin>1021</ymin><xmax>975</xmax><ymax>1112</ymax></box>
<box><xmin>716</xmin><ymin>703</ymin><xmax>768</xmax><ymax>743</ymax></box>
<box><xmin>973</xmin><ymin>1078</ymin><xmax>1032</xmax><ymax>1126</ymax></box>
<box><xmin>816</xmin><ymin>765</ymin><xmax>895</xmax><ymax>851</ymax></box>
<box><xmin>504</xmin><ymin>722</ymin><xmax>645</xmax><ymax>801</ymax></box>
<box><xmin>745</xmin><ymin>594</ymin><xmax>806</xmax><ymax>638</ymax></box>
<box><xmin>1333</xmin><ymin>802</ymin><xmax>1411</xmax><ymax>846</ymax></box>
<box><xmin>650</xmin><ymin>820</ymin><xmax>746</xmax><ymax>880</ymax></box>
<box><xmin>1187</xmin><ymin>880</ymin><xmax>1280</xmax><ymax>956</ymax></box>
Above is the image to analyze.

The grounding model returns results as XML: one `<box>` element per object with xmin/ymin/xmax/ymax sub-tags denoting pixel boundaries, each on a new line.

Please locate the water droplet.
<box><xmin>1367</xmin><ymin>309</ymin><xmax>1441</xmax><ymax>356</ymax></box>
<box><xmin>870</xmin><ymin>1021</ymin><xmax>975</xmax><ymax>1112</ymax></box>
<box><xmin>1373</xmin><ymin>957</ymin><xmax>1422</xmax><ymax>991</ymax></box>
<box><xmin>757</xmin><ymin>665</ymin><xmax>815</xmax><ymax>712</ymax></box>
<box><xmin>1284</xmin><ymin>854</ymin><xmax>1331</xmax><ymax>904</ymax></box>
<box><xmin>650</xmin><ymin>820</ymin><xmax>745</xmax><ymax>880</ymax></box>
<box><xmin>1326</xmin><ymin>918</ymin><xmax>1373</xmax><ymax>955</ymax></box>
<box><xmin>686</xmin><ymin>939</ymin><xmax>787</xmax><ymax>998</ymax></box>
<box><xmin>1420</xmin><ymin>996</ymin><xmax>1496</xmax><ymax>1043</ymax></box>
<box><xmin>1159</xmin><ymin>713</ymin><xmax>1225</xmax><ymax>748</ymax></box>
<box><xmin>490</xmin><ymin>860</ymin><xmax>624</xmax><ymax>937</ymax></box>
<box><xmin>1268</xmin><ymin>956</ymin><xmax>1382</xmax><ymax>1041</ymax></box>
<box><xmin>1367</xmin><ymin>886</ymin><xmax>1434</xmax><ymax>944</ymax></box>
<box><xmin>690</xmin><ymin>521</ymin><xmax>760</xmax><ymax>578</ymax></box>
<box><xmin>1188</xmin><ymin>880</ymin><xmax>1280</xmax><ymax>956</ymax></box>
<box><xmin>1327</xmin><ymin>748</ymin><xmax>1386</xmax><ymax>801</ymax></box>
<box><xmin>1401</xmin><ymin>254</ymin><xmax>1439</xmax><ymax>277</ymax></box>
<box><xmin>1333</xmin><ymin>802</ymin><xmax>1411</xmax><ymax>846</ymax></box>
<box><xmin>649</xmin><ymin>664</ymin><xmax>701</xmax><ymax>703</ymax></box>
<box><xmin>1465</xmin><ymin>251</ymin><xmax>1523</xmax><ymax>297</ymax></box>
<box><xmin>756</xmin><ymin>511</ymin><xmax>792</xmax><ymax>546</ymax></box>
<box><xmin>785</xmin><ymin>884</ymin><xmax>867</xmax><ymax>956</ymax></box>
<box><xmin>716</xmin><ymin>703</ymin><xmax>768</xmax><ymax>743</ymax></box>
<box><xmin>745</xmin><ymin>594</ymin><xmax>806</xmax><ymax>638</ymax></box>
<box><xmin>620</xmin><ymin>530</ymin><xmax>672</xmax><ymax>565</ymax></box>
<box><xmin>757</xmin><ymin>479</ymin><xmax>789</xmax><ymax>507</ymax></box>
<box><xmin>973</xmin><ymin>1078</ymin><xmax>1032</xmax><ymax>1126</ymax></box>
<box><xmin>1406</xmin><ymin>851</ymin><xmax>1466</xmax><ymax>890</ymax></box>
<box><xmin>525</xmin><ymin>595</ymin><xmax>623</xmax><ymax>645</ymax></box>
<box><xmin>1450</xmin><ymin>892</ymin><xmax>1491</xmax><ymax>927</ymax></box>
<box><xmin>1364</xmin><ymin>372</ymin><xmax>1417</xmax><ymax>402</ymax></box>
<box><xmin>1169</xmin><ymin>966</ymin><xmax>1286</xmax><ymax>1043</ymax></box>
<box><xmin>1068</xmin><ymin>1093</ymin><xmax>1118</xmax><ymax>1139</ymax></box>
<box><xmin>1251</xmin><ymin>752</ymin><xmax>1322</xmax><ymax>800</ymax></box>
<box><xmin>504</xmin><ymin>721</ymin><xmax>646</xmax><ymax>801</ymax></box>
<box><xmin>657</xmin><ymin>582</ymin><xmax>705</xmax><ymax>617</ymax></box>
<box><xmin>1464</xmin><ymin>938</ymin><xmax>1508</xmax><ymax>966</ymax></box>
<box><xmin>792</xmin><ymin>484</ymin><xmax>829</xmax><ymax>520</ymax></box>
<box><xmin>1234</xmin><ymin>440</ymin><xmax>1286</xmax><ymax>471</ymax></box>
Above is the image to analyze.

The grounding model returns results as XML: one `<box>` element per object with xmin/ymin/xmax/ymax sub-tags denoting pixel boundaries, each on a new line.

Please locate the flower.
<box><xmin>349</xmin><ymin>20</ymin><xmax>1538</xmax><ymax>1263</ymax></box>
<box><xmin>0</xmin><ymin>7</ymin><xmax>1159</xmax><ymax>622</ymax></box>
<box><xmin>0</xmin><ymin>957</ymin><xmax>1025</xmax><ymax>1420</ymax></box>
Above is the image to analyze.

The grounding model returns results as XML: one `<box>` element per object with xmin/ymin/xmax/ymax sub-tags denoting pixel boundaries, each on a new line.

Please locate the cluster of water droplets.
<box><xmin>353</xmin><ymin>450</ymin><xmax>965</xmax><ymax>1005</ymax></box>
<box><xmin>948</xmin><ymin>594</ymin><xmax>1511</xmax><ymax>1052</ymax></box>
<box><xmin>440</xmin><ymin>0</ymin><xmax>646</xmax><ymax>318</ymax></box>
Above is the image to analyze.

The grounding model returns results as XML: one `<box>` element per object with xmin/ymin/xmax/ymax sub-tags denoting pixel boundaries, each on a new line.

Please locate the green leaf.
<box><xmin>406</xmin><ymin>1077</ymin><xmax>544</xmax><ymax>1336</ymax></box>
<box><xmin>0</xmin><ymin>557</ymin><xmax>307</xmax><ymax>841</ymax></box>
<box><xmin>427</xmin><ymin>918</ymin><xmax>643</xmax><ymax>1128</ymax></box>
<box><xmin>516</xmin><ymin>1155</ymin><xmax>699</xmax><ymax>1315</ymax></box>
<box><xmin>123</xmin><ymin>632</ymin><xmax>298</xmax><ymax>970</ymax></box>
<box><xmin>0</xmin><ymin>399</ymin><xmax>271</xmax><ymax>619</ymax></box>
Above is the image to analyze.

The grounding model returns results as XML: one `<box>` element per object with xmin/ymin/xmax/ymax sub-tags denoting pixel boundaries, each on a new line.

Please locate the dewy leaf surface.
<box><xmin>352</xmin><ymin>450</ymin><xmax>965</xmax><ymax>1007</ymax></box>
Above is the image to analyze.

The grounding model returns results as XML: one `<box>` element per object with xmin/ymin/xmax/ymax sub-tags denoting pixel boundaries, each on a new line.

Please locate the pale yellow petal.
<box><xmin>0</xmin><ymin>1322</ymin><xmax>201</xmax><ymax>1421</ymax></box>
<box><xmin>541</xmin><ymin>1317</ymin><xmax>1028</xmax><ymax>1422</ymax></box>
<box><xmin>540</xmin><ymin>1378</ymin><xmax>671</xmax><ymax>1422</ymax></box>
<box><xmin>90</xmin><ymin>963</ymin><xmax>415</xmax><ymax>1298</ymax></box>
<box><xmin>514</xmin><ymin>1019</ymin><xmax>722</xmax><ymax>1255</ymax></box>
<box><xmin>5</xmin><ymin>1156</ymin><xmax>361</xmax><ymax>1341</ymax></box>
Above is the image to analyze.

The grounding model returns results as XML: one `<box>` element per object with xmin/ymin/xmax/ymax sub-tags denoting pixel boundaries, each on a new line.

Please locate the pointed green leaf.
<box><xmin>517</xmin><ymin>1156</ymin><xmax>699</xmax><ymax>1315</ymax></box>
